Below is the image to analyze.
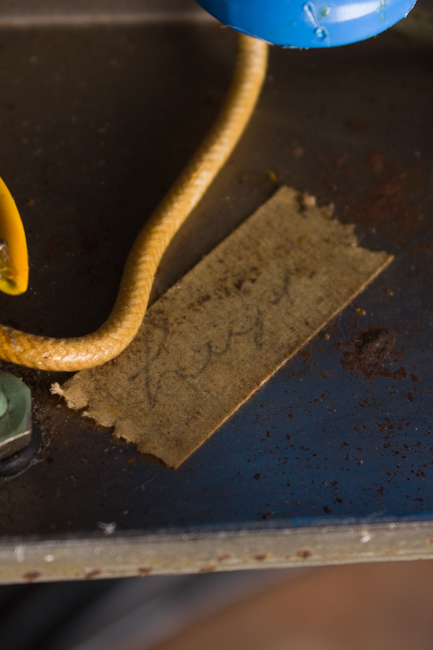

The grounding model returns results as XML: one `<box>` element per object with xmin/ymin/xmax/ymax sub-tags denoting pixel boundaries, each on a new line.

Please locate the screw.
<box><xmin>0</xmin><ymin>373</ymin><xmax>32</xmax><ymax>461</ymax></box>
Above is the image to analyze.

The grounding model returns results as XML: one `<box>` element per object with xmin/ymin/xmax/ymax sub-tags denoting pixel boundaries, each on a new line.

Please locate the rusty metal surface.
<box><xmin>0</xmin><ymin>6</ymin><xmax>432</xmax><ymax>581</ymax></box>
<box><xmin>1</xmin><ymin>520</ymin><xmax>433</xmax><ymax>584</ymax></box>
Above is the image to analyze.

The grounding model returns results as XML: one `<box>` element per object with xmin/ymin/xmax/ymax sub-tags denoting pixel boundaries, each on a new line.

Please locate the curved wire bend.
<box><xmin>0</xmin><ymin>35</ymin><xmax>269</xmax><ymax>371</ymax></box>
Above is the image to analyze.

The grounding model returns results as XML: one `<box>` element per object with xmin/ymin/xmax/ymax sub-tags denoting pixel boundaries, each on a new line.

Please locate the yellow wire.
<box><xmin>0</xmin><ymin>34</ymin><xmax>269</xmax><ymax>371</ymax></box>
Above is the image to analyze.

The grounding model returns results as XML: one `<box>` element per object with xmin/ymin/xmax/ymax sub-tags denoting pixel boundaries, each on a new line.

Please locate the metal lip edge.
<box><xmin>0</xmin><ymin>519</ymin><xmax>433</xmax><ymax>584</ymax></box>
<box><xmin>0</xmin><ymin>11</ymin><xmax>215</xmax><ymax>28</ymax></box>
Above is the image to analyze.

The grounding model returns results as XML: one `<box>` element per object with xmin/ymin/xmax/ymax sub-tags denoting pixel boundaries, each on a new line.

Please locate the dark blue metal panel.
<box><xmin>0</xmin><ymin>15</ymin><xmax>431</xmax><ymax>567</ymax></box>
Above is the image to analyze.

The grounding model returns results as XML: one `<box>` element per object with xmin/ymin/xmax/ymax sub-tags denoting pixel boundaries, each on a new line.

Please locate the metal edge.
<box><xmin>1</xmin><ymin>520</ymin><xmax>433</xmax><ymax>583</ymax></box>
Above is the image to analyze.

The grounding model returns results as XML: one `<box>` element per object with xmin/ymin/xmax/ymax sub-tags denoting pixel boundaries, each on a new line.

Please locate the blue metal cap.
<box><xmin>196</xmin><ymin>0</ymin><xmax>417</xmax><ymax>47</ymax></box>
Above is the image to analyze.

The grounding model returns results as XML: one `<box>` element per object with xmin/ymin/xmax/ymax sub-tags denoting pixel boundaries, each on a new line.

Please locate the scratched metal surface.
<box><xmin>0</xmin><ymin>9</ymin><xmax>432</xmax><ymax>577</ymax></box>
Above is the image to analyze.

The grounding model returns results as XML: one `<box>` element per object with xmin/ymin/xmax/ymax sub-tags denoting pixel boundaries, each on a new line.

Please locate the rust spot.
<box><xmin>345</xmin><ymin>119</ymin><xmax>367</xmax><ymax>132</ymax></box>
<box><xmin>138</xmin><ymin>567</ymin><xmax>153</xmax><ymax>575</ymax></box>
<box><xmin>254</xmin><ymin>553</ymin><xmax>268</xmax><ymax>561</ymax></box>
<box><xmin>367</xmin><ymin>152</ymin><xmax>385</xmax><ymax>172</ymax></box>
<box><xmin>296</xmin><ymin>550</ymin><xmax>313</xmax><ymax>559</ymax></box>
<box><xmin>85</xmin><ymin>569</ymin><xmax>102</xmax><ymax>580</ymax></box>
<box><xmin>345</xmin><ymin>156</ymin><xmax>423</xmax><ymax>239</ymax></box>
<box><xmin>23</xmin><ymin>571</ymin><xmax>41</xmax><ymax>582</ymax></box>
<box><xmin>429</xmin><ymin>539</ymin><xmax>433</xmax><ymax>545</ymax></box>
<box><xmin>217</xmin><ymin>554</ymin><xmax>232</xmax><ymax>562</ymax></box>
<box><xmin>45</xmin><ymin>231</ymin><xmax>66</xmax><ymax>261</ymax></box>
<box><xmin>339</xmin><ymin>328</ymin><xmax>407</xmax><ymax>381</ymax></box>
<box><xmin>299</xmin><ymin>346</ymin><xmax>312</xmax><ymax>363</ymax></box>
<box><xmin>74</xmin><ymin>219</ymin><xmax>98</xmax><ymax>254</ymax></box>
<box><xmin>199</xmin><ymin>565</ymin><xmax>217</xmax><ymax>573</ymax></box>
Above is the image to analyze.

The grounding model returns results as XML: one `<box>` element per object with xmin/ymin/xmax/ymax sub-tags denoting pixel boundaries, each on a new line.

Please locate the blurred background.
<box><xmin>1</xmin><ymin>562</ymin><xmax>433</xmax><ymax>650</ymax></box>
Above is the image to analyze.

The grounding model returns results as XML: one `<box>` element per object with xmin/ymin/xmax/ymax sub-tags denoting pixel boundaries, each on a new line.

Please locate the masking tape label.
<box><xmin>54</xmin><ymin>187</ymin><xmax>392</xmax><ymax>468</ymax></box>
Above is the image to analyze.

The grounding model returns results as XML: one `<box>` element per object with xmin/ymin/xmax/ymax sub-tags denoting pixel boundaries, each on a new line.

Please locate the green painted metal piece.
<box><xmin>0</xmin><ymin>372</ymin><xmax>31</xmax><ymax>461</ymax></box>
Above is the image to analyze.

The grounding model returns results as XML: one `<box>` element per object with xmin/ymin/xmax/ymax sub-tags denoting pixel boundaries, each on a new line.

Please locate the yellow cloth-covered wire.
<box><xmin>0</xmin><ymin>34</ymin><xmax>269</xmax><ymax>371</ymax></box>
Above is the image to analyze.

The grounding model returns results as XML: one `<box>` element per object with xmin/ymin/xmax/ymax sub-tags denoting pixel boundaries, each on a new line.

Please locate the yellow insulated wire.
<box><xmin>0</xmin><ymin>34</ymin><xmax>269</xmax><ymax>371</ymax></box>
<box><xmin>0</xmin><ymin>178</ymin><xmax>28</xmax><ymax>296</ymax></box>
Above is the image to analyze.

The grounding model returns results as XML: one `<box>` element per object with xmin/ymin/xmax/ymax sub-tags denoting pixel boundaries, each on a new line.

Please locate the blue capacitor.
<box><xmin>196</xmin><ymin>0</ymin><xmax>417</xmax><ymax>47</ymax></box>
